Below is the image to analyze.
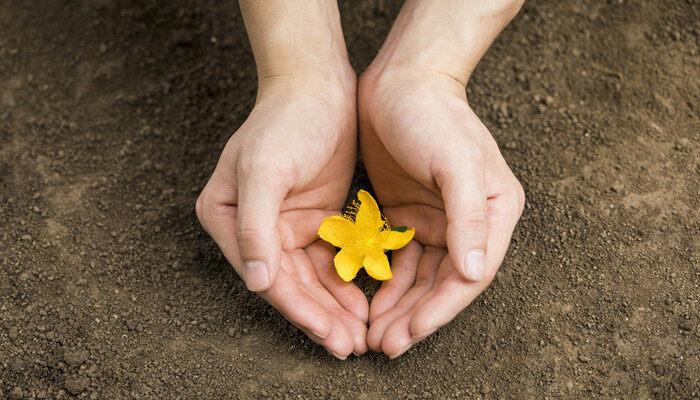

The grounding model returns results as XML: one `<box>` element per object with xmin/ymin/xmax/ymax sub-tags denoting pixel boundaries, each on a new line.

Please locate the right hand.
<box><xmin>358</xmin><ymin>66</ymin><xmax>525</xmax><ymax>357</ymax></box>
<box><xmin>196</xmin><ymin>70</ymin><xmax>368</xmax><ymax>359</ymax></box>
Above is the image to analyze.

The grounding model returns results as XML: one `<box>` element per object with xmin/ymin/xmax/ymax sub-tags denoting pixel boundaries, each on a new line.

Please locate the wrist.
<box><xmin>366</xmin><ymin>0</ymin><xmax>524</xmax><ymax>86</ymax></box>
<box><xmin>240</xmin><ymin>0</ymin><xmax>353</xmax><ymax>89</ymax></box>
<box><xmin>256</xmin><ymin>61</ymin><xmax>357</xmax><ymax>101</ymax></box>
<box><xmin>254</xmin><ymin>44</ymin><xmax>354</xmax><ymax>87</ymax></box>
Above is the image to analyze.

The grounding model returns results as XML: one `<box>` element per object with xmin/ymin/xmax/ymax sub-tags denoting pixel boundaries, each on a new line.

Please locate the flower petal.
<box><xmin>334</xmin><ymin>248</ymin><xmax>364</xmax><ymax>282</ymax></box>
<box><xmin>355</xmin><ymin>190</ymin><xmax>384</xmax><ymax>232</ymax></box>
<box><xmin>363</xmin><ymin>248</ymin><xmax>393</xmax><ymax>281</ymax></box>
<box><xmin>378</xmin><ymin>228</ymin><xmax>415</xmax><ymax>250</ymax></box>
<box><xmin>318</xmin><ymin>215</ymin><xmax>355</xmax><ymax>248</ymax></box>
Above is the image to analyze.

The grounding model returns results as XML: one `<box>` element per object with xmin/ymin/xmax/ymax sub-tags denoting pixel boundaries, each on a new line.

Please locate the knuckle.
<box><xmin>381</xmin><ymin>280</ymin><xmax>400</xmax><ymax>292</ymax></box>
<box><xmin>236</xmin><ymin>153</ymin><xmax>264</xmax><ymax>178</ymax></box>
<box><xmin>236</xmin><ymin>224</ymin><xmax>265</xmax><ymax>244</ymax></box>
<box><xmin>463</xmin><ymin>144</ymin><xmax>485</xmax><ymax>165</ymax></box>
<box><xmin>435</xmin><ymin>144</ymin><xmax>486</xmax><ymax>183</ymax></box>
<box><xmin>455</xmin><ymin>208</ymin><xmax>489</xmax><ymax>227</ymax></box>
<box><xmin>511</xmin><ymin>180</ymin><xmax>526</xmax><ymax>216</ymax></box>
<box><xmin>414</xmin><ymin>275</ymin><xmax>435</xmax><ymax>288</ymax></box>
<box><xmin>237</xmin><ymin>154</ymin><xmax>292</xmax><ymax>188</ymax></box>
<box><xmin>195</xmin><ymin>190</ymin><xmax>211</xmax><ymax>224</ymax></box>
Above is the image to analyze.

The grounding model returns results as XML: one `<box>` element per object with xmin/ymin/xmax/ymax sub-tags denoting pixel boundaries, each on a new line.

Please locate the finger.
<box><xmin>408</xmin><ymin>192</ymin><xmax>522</xmax><ymax>339</ymax></box>
<box><xmin>308</xmin><ymin>242</ymin><xmax>369</xmax><ymax>323</ymax></box>
<box><xmin>340</xmin><ymin>311</ymin><xmax>370</xmax><ymax>356</ymax></box>
<box><xmin>322</xmin><ymin>317</ymin><xmax>356</xmax><ymax>359</ymax></box>
<box><xmin>383</xmin><ymin>205</ymin><xmax>447</xmax><ymax>247</ymax></box>
<box><xmin>327</xmin><ymin>308</ymin><xmax>369</xmax><ymax>357</ymax></box>
<box><xmin>195</xmin><ymin>185</ymin><xmax>243</xmax><ymax>272</ymax></box>
<box><xmin>290</xmin><ymin>317</ymin><xmax>356</xmax><ymax>360</ymax></box>
<box><xmin>381</xmin><ymin>254</ymin><xmax>455</xmax><ymax>358</ymax></box>
<box><xmin>279</xmin><ymin>209</ymin><xmax>336</xmax><ymax>250</ymax></box>
<box><xmin>366</xmin><ymin>247</ymin><xmax>443</xmax><ymax>352</ymax></box>
<box><xmin>259</xmin><ymin>269</ymin><xmax>332</xmax><ymax>341</ymax></box>
<box><xmin>236</xmin><ymin>168</ymin><xmax>288</xmax><ymax>292</ymax></box>
<box><xmin>287</xmin><ymin>250</ymin><xmax>360</xmax><ymax>358</ymax></box>
<box><xmin>434</xmin><ymin>150</ymin><xmax>488</xmax><ymax>282</ymax></box>
<box><xmin>369</xmin><ymin>241</ymin><xmax>423</xmax><ymax>323</ymax></box>
<box><xmin>381</xmin><ymin>313</ymin><xmax>414</xmax><ymax>359</ymax></box>
<box><xmin>195</xmin><ymin>138</ymin><xmax>242</xmax><ymax>263</ymax></box>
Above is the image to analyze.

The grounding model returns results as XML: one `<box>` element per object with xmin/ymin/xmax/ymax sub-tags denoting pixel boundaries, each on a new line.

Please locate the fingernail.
<box><xmin>311</xmin><ymin>329</ymin><xmax>329</xmax><ymax>340</ymax></box>
<box><xmin>413</xmin><ymin>328</ymin><xmax>437</xmax><ymax>342</ymax></box>
<box><xmin>329</xmin><ymin>351</ymin><xmax>347</xmax><ymax>360</ymax></box>
<box><xmin>464</xmin><ymin>250</ymin><xmax>486</xmax><ymax>281</ymax></box>
<box><xmin>244</xmin><ymin>261</ymin><xmax>270</xmax><ymax>291</ymax></box>
<box><xmin>389</xmin><ymin>343</ymin><xmax>413</xmax><ymax>359</ymax></box>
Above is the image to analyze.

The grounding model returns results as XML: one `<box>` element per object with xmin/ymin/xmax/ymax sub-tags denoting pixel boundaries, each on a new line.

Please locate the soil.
<box><xmin>1</xmin><ymin>0</ymin><xmax>698</xmax><ymax>399</ymax></box>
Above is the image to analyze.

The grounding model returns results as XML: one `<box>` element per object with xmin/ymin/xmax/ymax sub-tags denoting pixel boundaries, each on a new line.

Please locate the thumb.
<box><xmin>435</xmin><ymin>149</ymin><xmax>489</xmax><ymax>281</ymax></box>
<box><xmin>236</xmin><ymin>169</ymin><xmax>287</xmax><ymax>292</ymax></box>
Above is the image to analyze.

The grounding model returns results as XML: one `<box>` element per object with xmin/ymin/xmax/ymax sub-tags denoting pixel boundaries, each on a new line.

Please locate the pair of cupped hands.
<box><xmin>196</xmin><ymin>62</ymin><xmax>524</xmax><ymax>359</ymax></box>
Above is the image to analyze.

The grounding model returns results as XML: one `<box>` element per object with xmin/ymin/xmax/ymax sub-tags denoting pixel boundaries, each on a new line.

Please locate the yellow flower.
<box><xmin>317</xmin><ymin>190</ymin><xmax>415</xmax><ymax>282</ymax></box>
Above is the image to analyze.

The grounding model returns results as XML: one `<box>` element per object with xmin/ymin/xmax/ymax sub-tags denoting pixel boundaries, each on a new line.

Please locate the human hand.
<box><xmin>196</xmin><ymin>71</ymin><xmax>368</xmax><ymax>358</ymax></box>
<box><xmin>358</xmin><ymin>66</ymin><xmax>525</xmax><ymax>358</ymax></box>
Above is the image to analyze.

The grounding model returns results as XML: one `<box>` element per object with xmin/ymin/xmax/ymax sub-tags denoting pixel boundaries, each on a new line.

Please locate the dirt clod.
<box><xmin>64</xmin><ymin>350</ymin><xmax>90</xmax><ymax>369</ymax></box>
<box><xmin>63</xmin><ymin>378</ymin><xmax>90</xmax><ymax>396</ymax></box>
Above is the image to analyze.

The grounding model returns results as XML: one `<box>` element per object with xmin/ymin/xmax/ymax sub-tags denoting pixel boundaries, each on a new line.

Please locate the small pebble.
<box><xmin>10</xmin><ymin>387</ymin><xmax>23</xmax><ymax>400</ymax></box>
<box><xmin>8</xmin><ymin>326</ymin><xmax>19</xmax><ymax>340</ymax></box>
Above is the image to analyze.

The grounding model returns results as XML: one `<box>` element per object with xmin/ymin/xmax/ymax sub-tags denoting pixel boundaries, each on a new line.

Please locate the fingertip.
<box><xmin>366</xmin><ymin>320</ymin><xmax>385</xmax><ymax>352</ymax></box>
<box><xmin>465</xmin><ymin>249</ymin><xmax>487</xmax><ymax>281</ymax></box>
<box><xmin>388</xmin><ymin>342</ymin><xmax>413</xmax><ymax>359</ymax></box>
<box><xmin>381</xmin><ymin>319</ymin><xmax>413</xmax><ymax>359</ymax></box>
<box><xmin>338</xmin><ymin>310</ymin><xmax>369</xmax><ymax>356</ymax></box>
<box><xmin>323</xmin><ymin>321</ymin><xmax>354</xmax><ymax>360</ymax></box>
<box><xmin>353</xmin><ymin>346</ymin><xmax>368</xmax><ymax>357</ymax></box>
<box><xmin>244</xmin><ymin>261</ymin><xmax>271</xmax><ymax>291</ymax></box>
<box><xmin>409</xmin><ymin>315</ymin><xmax>437</xmax><ymax>343</ymax></box>
<box><xmin>328</xmin><ymin>350</ymin><xmax>348</xmax><ymax>360</ymax></box>
<box><xmin>264</xmin><ymin>278</ymin><xmax>333</xmax><ymax>340</ymax></box>
<box><xmin>454</xmin><ymin>249</ymin><xmax>486</xmax><ymax>282</ymax></box>
<box><xmin>352</xmin><ymin>327</ymin><xmax>369</xmax><ymax>356</ymax></box>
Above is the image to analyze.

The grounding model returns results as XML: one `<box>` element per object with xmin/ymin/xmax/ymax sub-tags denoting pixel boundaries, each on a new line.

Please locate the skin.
<box><xmin>359</xmin><ymin>0</ymin><xmax>526</xmax><ymax>358</ymax></box>
<box><xmin>196</xmin><ymin>1</ymin><xmax>368</xmax><ymax>359</ymax></box>
<box><xmin>197</xmin><ymin>0</ymin><xmax>526</xmax><ymax>359</ymax></box>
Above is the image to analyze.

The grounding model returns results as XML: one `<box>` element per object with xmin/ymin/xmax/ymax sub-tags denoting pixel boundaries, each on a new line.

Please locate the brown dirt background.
<box><xmin>1</xmin><ymin>0</ymin><xmax>699</xmax><ymax>399</ymax></box>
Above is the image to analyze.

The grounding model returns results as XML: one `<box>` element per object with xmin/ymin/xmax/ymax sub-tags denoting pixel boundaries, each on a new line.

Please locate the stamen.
<box><xmin>342</xmin><ymin>199</ymin><xmax>360</xmax><ymax>222</ymax></box>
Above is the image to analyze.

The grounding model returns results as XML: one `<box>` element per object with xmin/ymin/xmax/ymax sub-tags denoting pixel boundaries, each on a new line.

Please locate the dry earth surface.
<box><xmin>0</xmin><ymin>0</ymin><xmax>698</xmax><ymax>399</ymax></box>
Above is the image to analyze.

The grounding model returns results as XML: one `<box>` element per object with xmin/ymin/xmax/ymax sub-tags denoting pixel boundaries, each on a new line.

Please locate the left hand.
<box><xmin>358</xmin><ymin>66</ymin><xmax>525</xmax><ymax>358</ymax></box>
<box><xmin>196</xmin><ymin>71</ymin><xmax>368</xmax><ymax>358</ymax></box>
